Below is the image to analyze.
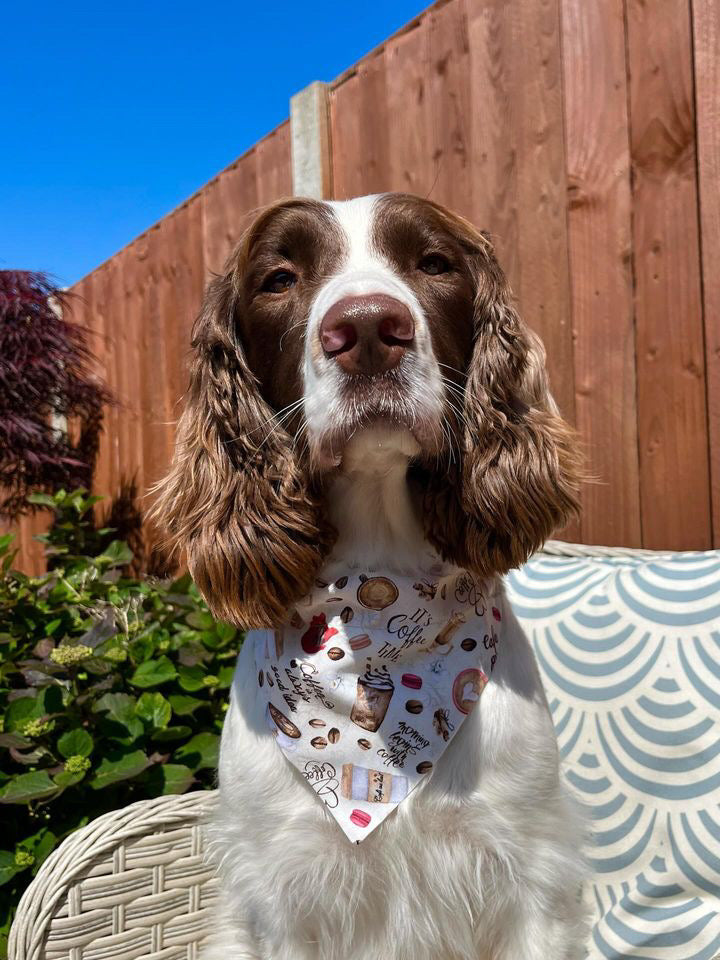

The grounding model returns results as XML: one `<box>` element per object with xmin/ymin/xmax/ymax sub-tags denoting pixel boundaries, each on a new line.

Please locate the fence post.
<box><xmin>290</xmin><ymin>81</ymin><xmax>333</xmax><ymax>199</ymax></box>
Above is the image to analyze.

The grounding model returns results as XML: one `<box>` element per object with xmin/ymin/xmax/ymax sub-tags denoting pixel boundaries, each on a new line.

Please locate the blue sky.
<box><xmin>2</xmin><ymin>1</ymin><xmax>424</xmax><ymax>286</ymax></box>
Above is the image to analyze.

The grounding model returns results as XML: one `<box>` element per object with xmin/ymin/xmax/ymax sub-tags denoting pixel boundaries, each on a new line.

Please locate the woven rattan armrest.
<box><xmin>9</xmin><ymin>790</ymin><xmax>219</xmax><ymax>960</ymax></box>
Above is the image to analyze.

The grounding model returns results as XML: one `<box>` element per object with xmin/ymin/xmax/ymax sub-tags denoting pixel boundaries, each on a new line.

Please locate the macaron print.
<box><xmin>349</xmin><ymin>634</ymin><xmax>371</xmax><ymax>651</ymax></box>
<box><xmin>492</xmin><ymin>606</ymin><xmax>502</xmax><ymax>621</ymax></box>
<box><xmin>401</xmin><ymin>673</ymin><xmax>422</xmax><ymax>690</ymax></box>
<box><xmin>350</xmin><ymin>809</ymin><xmax>371</xmax><ymax>828</ymax></box>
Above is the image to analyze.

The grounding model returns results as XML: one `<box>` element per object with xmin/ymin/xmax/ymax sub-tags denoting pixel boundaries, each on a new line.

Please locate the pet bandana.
<box><xmin>254</xmin><ymin>563</ymin><xmax>503</xmax><ymax>843</ymax></box>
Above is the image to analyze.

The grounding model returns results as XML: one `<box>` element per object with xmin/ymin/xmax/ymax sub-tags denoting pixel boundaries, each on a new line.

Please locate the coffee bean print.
<box><xmin>405</xmin><ymin>700</ymin><xmax>423</xmax><ymax>715</ymax></box>
<box><xmin>327</xmin><ymin>647</ymin><xmax>345</xmax><ymax>661</ymax></box>
<box><xmin>340</xmin><ymin>606</ymin><xmax>354</xmax><ymax>623</ymax></box>
<box><xmin>335</xmin><ymin>576</ymin><xmax>348</xmax><ymax>589</ymax></box>
<box><xmin>311</xmin><ymin>736</ymin><xmax>328</xmax><ymax>749</ymax></box>
<box><xmin>416</xmin><ymin>761</ymin><xmax>433</xmax><ymax>774</ymax></box>
<box><xmin>461</xmin><ymin>638</ymin><xmax>477</xmax><ymax>652</ymax></box>
<box><xmin>290</xmin><ymin>659</ymin><xmax>298</xmax><ymax>668</ymax></box>
<box><xmin>258</xmin><ymin>670</ymin><xmax>264</xmax><ymax>687</ymax></box>
<box><xmin>357</xmin><ymin>738</ymin><xmax>371</xmax><ymax>750</ymax></box>
<box><xmin>328</xmin><ymin>728</ymin><xmax>340</xmax><ymax>744</ymax></box>
<box><xmin>309</xmin><ymin>718</ymin><xmax>326</xmax><ymax>728</ymax></box>
<box><xmin>266</xmin><ymin>672</ymin><xmax>274</xmax><ymax>687</ymax></box>
<box><xmin>315</xmin><ymin>578</ymin><xmax>329</xmax><ymax>588</ymax></box>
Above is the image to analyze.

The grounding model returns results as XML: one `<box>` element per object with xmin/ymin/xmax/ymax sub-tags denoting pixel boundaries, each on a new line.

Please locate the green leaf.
<box><xmin>146</xmin><ymin>763</ymin><xmax>195</xmax><ymax>795</ymax></box>
<box><xmin>217</xmin><ymin>665</ymin><xmax>235</xmax><ymax>689</ymax></box>
<box><xmin>20</xmin><ymin>828</ymin><xmax>57</xmax><ymax>869</ymax></box>
<box><xmin>136</xmin><ymin>692</ymin><xmax>171</xmax><ymax>728</ymax></box>
<box><xmin>90</xmin><ymin>750</ymin><xmax>151</xmax><ymax>789</ymax></box>
<box><xmin>168</xmin><ymin>694</ymin><xmax>205</xmax><ymax>716</ymax></box>
<box><xmin>57</xmin><ymin>728</ymin><xmax>94</xmax><ymax>759</ymax></box>
<box><xmin>0</xmin><ymin>852</ymin><xmax>20</xmax><ymax>886</ymax></box>
<box><xmin>4</xmin><ymin>698</ymin><xmax>39</xmax><ymax>733</ymax></box>
<box><xmin>26</xmin><ymin>493</ymin><xmax>58</xmax><ymax>509</ymax></box>
<box><xmin>185</xmin><ymin>611</ymin><xmax>215</xmax><ymax>631</ymax></box>
<box><xmin>152</xmin><ymin>725</ymin><xmax>192</xmax><ymax>742</ymax></box>
<box><xmin>0</xmin><ymin>771</ymin><xmax>57</xmax><ymax>804</ymax></box>
<box><xmin>95</xmin><ymin>540</ymin><xmax>133</xmax><ymax>568</ymax></box>
<box><xmin>177</xmin><ymin>664</ymin><xmax>206</xmax><ymax>692</ymax></box>
<box><xmin>215</xmin><ymin>622</ymin><xmax>237</xmax><ymax>643</ymax></box>
<box><xmin>94</xmin><ymin>693</ymin><xmax>143</xmax><ymax>740</ymax></box>
<box><xmin>173</xmin><ymin>732</ymin><xmax>220</xmax><ymax>771</ymax></box>
<box><xmin>53</xmin><ymin>770</ymin><xmax>86</xmax><ymax>788</ymax></box>
<box><xmin>0</xmin><ymin>533</ymin><xmax>15</xmax><ymax>553</ymax></box>
<box><xmin>130</xmin><ymin>656</ymin><xmax>177</xmax><ymax>689</ymax></box>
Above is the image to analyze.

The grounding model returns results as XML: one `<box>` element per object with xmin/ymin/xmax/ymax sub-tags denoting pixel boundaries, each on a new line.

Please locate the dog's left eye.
<box><xmin>262</xmin><ymin>270</ymin><xmax>297</xmax><ymax>293</ymax></box>
<box><xmin>418</xmin><ymin>254</ymin><xmax>451</xmax><ymax>276</ymax></box>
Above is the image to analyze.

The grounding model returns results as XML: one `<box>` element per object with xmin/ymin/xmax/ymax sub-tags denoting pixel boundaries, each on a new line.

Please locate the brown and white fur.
<box><xmin>155</xmin><ymin>194</ymin><xmax>589</xmax><ymax>960</ymax></box>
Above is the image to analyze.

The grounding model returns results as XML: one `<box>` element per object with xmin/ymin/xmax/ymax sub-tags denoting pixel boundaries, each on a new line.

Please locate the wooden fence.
<box><xmin>7</xmin><ymin>0</ymin><xmax>719</xmax><ymax>573</ymax></box>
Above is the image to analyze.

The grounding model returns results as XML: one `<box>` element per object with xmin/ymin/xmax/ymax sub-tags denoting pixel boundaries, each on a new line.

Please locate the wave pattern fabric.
<box><xmin>506</xmin><ymin>550</ymin><xmax>720</xmax><ymax>960</ymax></box>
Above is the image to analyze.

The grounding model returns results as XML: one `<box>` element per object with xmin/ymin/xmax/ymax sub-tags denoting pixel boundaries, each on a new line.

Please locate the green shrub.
<box><xmin>0</xmin><ymin>490</ymin><xmax>242</xmax><ymax>956</ymax></box>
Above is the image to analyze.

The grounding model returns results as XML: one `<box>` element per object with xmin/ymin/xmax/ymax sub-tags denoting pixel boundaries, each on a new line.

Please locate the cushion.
<box><xmin>506</xmin><ymin>549</ymin><xmax>720</xmax><ymax>960</ymax></box>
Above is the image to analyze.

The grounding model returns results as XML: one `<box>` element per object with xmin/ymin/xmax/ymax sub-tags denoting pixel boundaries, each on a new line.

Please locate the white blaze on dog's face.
<box><xmin>303</xmin><ymin>195</ymin><xmax>448</xmax><ymax>467</ymax></box>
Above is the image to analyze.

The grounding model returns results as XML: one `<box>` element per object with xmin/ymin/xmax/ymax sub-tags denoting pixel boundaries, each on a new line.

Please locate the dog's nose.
<box><xmin>319</xmin><ymin>294</ymin><xmax>415</xmax><ymax>375</ymax></box>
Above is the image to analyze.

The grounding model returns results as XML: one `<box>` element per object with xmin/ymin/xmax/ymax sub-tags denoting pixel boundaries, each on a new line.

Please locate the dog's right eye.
<box><xmin>262</xmin><ymin>270</ymin><xmax>297</xmax><ymax>293</ymax></box>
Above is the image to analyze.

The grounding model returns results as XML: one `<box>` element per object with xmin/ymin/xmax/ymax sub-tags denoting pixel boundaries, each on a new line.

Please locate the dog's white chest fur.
<box><xmin>205</xmin><ymin>589</ymin><xmax>587</xmax><ymax>960</ymax></box>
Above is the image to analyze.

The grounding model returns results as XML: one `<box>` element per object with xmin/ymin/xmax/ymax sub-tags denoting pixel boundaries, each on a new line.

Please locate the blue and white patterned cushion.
<box><xmin>506</xmin><ymin>550</ymin><xmax>720</xmax><ymax>960</ymax></box>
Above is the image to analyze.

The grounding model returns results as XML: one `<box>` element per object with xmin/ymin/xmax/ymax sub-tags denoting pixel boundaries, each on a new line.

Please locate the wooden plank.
<box><xmin>693</xmin><ymin>0</ymin><xmax>720</xmax><ymax>547</ymax></box>
<box><xmin>171</xmin><ymin>194</ymin><xmax>205</xmax><ymax>380</ymax></box>
<box><xmin>137</xmin><ymin>226</ymin><xmax>171</xmax><ymax>499</ymax></box>
<box><xmin>255</xmin><ymin>122</ymin><xmax>293</xmax><ymax>208</ymax></box>
<box><xmin>202</xmin><ymin>153</ymin><xmax>259</xmax><ymax>279</ymax></box>
<box><xmin>17</xmin><ymin>511</ymin><xmax>50</xmax><ymax>576</ymax></box>
<box><xmin>149</xmin><ymin>221</ymin><xmax>176</xmax><ymax>492</ymax></box>
<box><xmin>102</xmin><ymin>253</ymin><xmax>123</xmax><ymax>500</ymax></box>
<box><xmin>385</xmin><ymin>13</ymin><xmax>432</xmax><ymax>195</ymax></box>
<box><xmin>87</xmin><ymin>265</ymin><xmax>113</xmax><ymax>500</ymax></box>
<box><xmin>330</xmin><ymin>73</ymin><xmax>364</xmax><ymax>201</ymax></box>
<box><xmin>120</xmin><ymin>239</ymin><xmax>146</xmax><ymax>495</ymax></box>
<box><xmin>466</xmin><ymin>0</ymin><xmax>520</xmax><ymax>301</ymax></box>
<box><xmin>110</xmin><ymin>247</ymin><xmax>135</xmax><ymax>495</ymax></box>
<box><xmin>426</xmin><ymin>0</ymin><xmax>472</xmax><ymax>219</ymax></box>
<box><xmin>330</xmin><ymin>50</ymin><xmax>390</xmax><ymax>200</ymax></box>
<box><xmin>560</xmin><ymin>0</ymin><xmax>641</xmax><ymax>546</ymax></box>
<box><xmin>626</xmin><ymin>0</ymin><xmax>710</xmax><ymax>550</ymax></box>
<box><xmin>506</xmin><ymin>0</ymin><xmax>576</xmax><ymax>431</ymax></box>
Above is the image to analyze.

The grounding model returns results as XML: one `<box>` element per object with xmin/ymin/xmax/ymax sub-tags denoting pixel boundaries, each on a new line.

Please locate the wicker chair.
<box><xmin>9</xmin><ymin>791</ymin><xmax>219</xmax><ymax>960</ymax></box>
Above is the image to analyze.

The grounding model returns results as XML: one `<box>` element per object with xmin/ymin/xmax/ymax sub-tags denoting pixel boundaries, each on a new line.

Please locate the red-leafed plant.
<box><xmin>0</xmin><ymin>271</ymin><xmax>111</xmax><ymax>519</ymax></box>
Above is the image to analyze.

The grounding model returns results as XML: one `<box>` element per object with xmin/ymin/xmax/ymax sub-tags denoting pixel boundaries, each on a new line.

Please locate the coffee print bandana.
<box><xmin>254</xmin><ymin>564</ymin><xmax>503</xmax><ymax>843</ymax></box>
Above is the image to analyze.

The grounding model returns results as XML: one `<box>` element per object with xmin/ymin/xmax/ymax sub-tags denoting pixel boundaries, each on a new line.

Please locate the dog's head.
<box><xmin>156</xmin><ymin>193</ymin><xmax>580</xmax><ymax>627</ymax></box>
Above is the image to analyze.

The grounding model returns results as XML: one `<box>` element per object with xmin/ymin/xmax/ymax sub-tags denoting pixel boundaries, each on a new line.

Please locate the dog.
<box><xmin>155</xmin><ymin>193</ymin><xmax>588</xmax><ymax>960</ymax></box>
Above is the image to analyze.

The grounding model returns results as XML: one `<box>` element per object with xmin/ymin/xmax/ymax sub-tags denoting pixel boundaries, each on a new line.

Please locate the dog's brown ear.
<box><xmin>421</xmin><ymin>237</ymin><xmax>581</xmax><ymax>577</ymax></box>
<box><xmin>152</xmin><ymin>240</ymin><xmax>333</xmax><ymax>629</ymax></box>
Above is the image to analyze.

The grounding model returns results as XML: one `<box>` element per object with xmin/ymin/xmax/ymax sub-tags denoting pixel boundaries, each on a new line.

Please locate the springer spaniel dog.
<box><xmin>156</xmin><ymin>194</ymin><xmax>588</xmax><ymax>960</ymax></box>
